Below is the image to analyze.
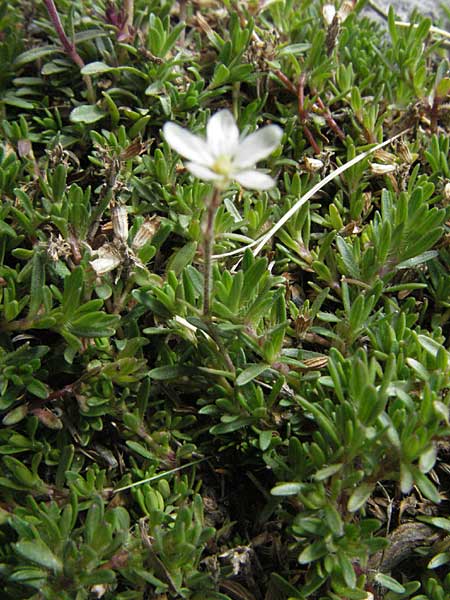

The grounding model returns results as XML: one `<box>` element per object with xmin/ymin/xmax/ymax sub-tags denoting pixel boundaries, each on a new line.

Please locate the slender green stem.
<box><xmin>87</xmin><ymin>159</ymin><xmax>119</xmax><ymax>243</ymax></box>
<box><xmin>232</xmin><ymin>81</ymin><xmax>240</xmax><ymax>121</ymax></box>
<box><xmin>205</xmin><ymin>321</ymin><xmax>235</xmax><ymax>374</ymax></box>
<box><xmin>202</xmin><ymin>187</ymin><xmax>221</xmax><ymax>316</ymax></box>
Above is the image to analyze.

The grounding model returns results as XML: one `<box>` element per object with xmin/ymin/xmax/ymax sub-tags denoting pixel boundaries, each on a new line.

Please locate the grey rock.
<box><xmin>363</xmin><ymin>0</ymin><xmax>446</xmax><ymax>24</ymax></box>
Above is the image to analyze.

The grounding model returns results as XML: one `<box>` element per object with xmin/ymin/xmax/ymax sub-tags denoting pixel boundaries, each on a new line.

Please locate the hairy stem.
<box><xmin>43</xmin><ymin>0</ymin><xmax>96</xmax><ymax>104</ymax></box>
<box><xmin>202</xmin><ymin>187</ymin><xmax>221</xmax><ymax>316</ymax></box>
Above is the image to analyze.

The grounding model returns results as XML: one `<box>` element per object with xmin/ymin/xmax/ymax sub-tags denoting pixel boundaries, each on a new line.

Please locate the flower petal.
<box><xmin>207</xmin><ymin>110</ymin><xmax>239</xmax><ymax>159</ymax></box>
<box><xmin>163</xmin><ymin>122</ymin><xmax>213</xmax><ymax>165</ymax></box>
<box><xmin>234</xmin><ymin>169</ymin><xmax>276</xmax><ymax>190</ymax></box>
<box><xmin>234</xmin><ymin>125</ymin><xmax>283</xmax><ymax>169</ymax></box>
<box><xmin>185</xmin><ymin>161</ymin><xmax>222</xmax><ymax>182</ymax></box>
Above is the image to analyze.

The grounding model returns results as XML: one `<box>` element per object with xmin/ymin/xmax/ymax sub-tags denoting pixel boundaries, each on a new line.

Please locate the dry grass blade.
<box><xmin>113</xmin><ymin>457</ymin><xmax>208</xmax><ymax>493</ymax></box>
<box><xmin>212</xmin><ymin>129</ymin><xmax>410</xmax><ymax>269</ymax></box>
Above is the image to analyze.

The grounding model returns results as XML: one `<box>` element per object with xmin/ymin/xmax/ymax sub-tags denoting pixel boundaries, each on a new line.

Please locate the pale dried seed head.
<box><xmin>304</xmin><ymin>156</ymin><xmax>324</xmax><ymax>172</ymax></box>
<box><xmin>370</xmin><ymin>162</ymin><xmax>397</xmax><ymax>175</ymax></box>
<box><xmin>322</xmin><ymin>4</ymin><xmax>336</xmax><ymax>26</ymax></box>
<box><xmin>111</xmin><ymin>204</ymin><xmax>129</xmax><ymax>242</ymax></box>
<box><xmin>132</xmin><ymin>216</ymin><xmax>161</xmax><ymax>250</ymax></box>
<box><xmin>443</xmin><ymin>181</ymin><xmax>450</xmax><ymax>201</ymax></box>
<box><xmin>397</xmin><ymin>141</ymin><xmax>414</xmax><ymax>163</ymax></box>
<box><xmin>339</xmin><ymin>0</ymin><xmax>354</xmax><ymax>21</ymax></box>
<box><xmin>90</xmin><ymin>243</ymin><xmax>122</xmax><ymax>275</ymax></box>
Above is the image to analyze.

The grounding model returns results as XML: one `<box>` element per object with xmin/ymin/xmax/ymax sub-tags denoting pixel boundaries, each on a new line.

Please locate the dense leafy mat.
<box><xmin>0</xmin><ymin>1</ymin><xmax>449</xmax><ymax>599</ymax></box>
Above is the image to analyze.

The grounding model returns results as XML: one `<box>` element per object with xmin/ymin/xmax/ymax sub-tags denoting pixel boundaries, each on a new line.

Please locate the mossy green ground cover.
<box><xmin>0</xmin><ymin>1</ymin><xmax>449</xmax><ymax>598</ymax></box>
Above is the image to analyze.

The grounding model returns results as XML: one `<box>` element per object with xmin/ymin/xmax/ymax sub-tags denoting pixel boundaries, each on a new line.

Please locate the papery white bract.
<box><xmin>163</xmin><ymin>110</ymin><xmax>282</xmax><ymax>190</ymax></box>
<box><xmin>89</xmin><ymin>243</ymin><xmax>122</xmax><ymax>275</ymax></box>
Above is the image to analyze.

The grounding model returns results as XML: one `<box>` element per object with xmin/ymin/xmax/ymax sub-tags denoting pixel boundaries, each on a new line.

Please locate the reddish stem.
<box><xmin>274</xmin><ymin>69</ymin><xmax>322</xmax><ymax>154</ymax></box>
<box><xmin>43</xmin><ymin>0</ymin><xmax>84</xmax><ymax>68</ymax></box>
<box><xmin>273</xmin><ymin>69</ymin><xmax>297</xmax><ymax>94</ymax></box>
<box><xmin>429</xmin><ymin>95</ymin><xmax>442</xmax><ymax>134</ymax></box>
<box><xmin>43</xmin><ymin>0</ymin><xmax>95</xmax><ymax>103</ymax></box>
<box><xmin>302</xmin><ymin>124</ymin><xmax>321</xmax><ymax>155</ymax></box>
<box><xmin>298</xmin><ymin>75</ymin><xmax>321</xmax><ymax>154</ymax></box>
<box><xmin>315</xmin><ymin>95</ymin><xmax>346</xmax><ymax>141</ymax></box>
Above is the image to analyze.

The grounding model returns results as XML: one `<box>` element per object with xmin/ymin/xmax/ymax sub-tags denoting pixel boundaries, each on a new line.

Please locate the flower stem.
<box><xmin>123</xmin><ymin>0</ymin><xmax>134</xmax><ymax>39</ymax></box>
<box><xmin>202</xmin><ymin>187</ymin><xmax>221</xmax><ymax>316</ymax></box>
<box><xmin>43</xmin><ymin>0</ymin><xmax>96</xmax><ymax>104</ymax></box>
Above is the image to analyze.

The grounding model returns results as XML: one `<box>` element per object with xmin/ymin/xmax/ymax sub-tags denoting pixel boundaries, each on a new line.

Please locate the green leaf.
<box><xmin>338</xmin><ymin>552</ymin><xmax>356</xmax><ymax>588</ymax></box>
<box><xmin>148</xmin><ymin>365</ymin><xmax>194</xmax><ymax>380</ymax></box>
<box><xmin>74</xmin><ymin>29</ymin><xmax>109</xmax><ymax>43</ymax></box>
<box><xmin>29</xmin><ymin>251</ymin><xmax>45</xmax><ymax>318</ymax></box>
<box><xmin>52</xmin><ymin>164</ymin><xmax>67</xmax><ymax>203</ymax></box>
<box><xmin>336</xmin><ymin>236</ymin><xmax>360</xmax><ymax>278</ymax></box>
<box><xmin>259</xmin><ymin>430</ymin><xmax>273</xmax><ymax>451</ymax></box>
<box><xmin>9</xmin><ymin>566</ymin><xmax>47</xmax><ymax>585</ymax></box>
<box><xmin>271</xmin><ymin>482</ymin><xmax>304</xmax><ymax>496</ymax></box>
<box><xmin>396</xmin><ymin>250</ymin><xmax>438</xmax><ymax>269</ymax></box>
<box><xmin>15</xmin><ymin>540</ymin><xmax>62</xmax><ymax>573</ymax></box>
<box><xmin>26</xmin><ymin>379</ymin><xmax>48</xmax><ymax>399</ymax></box>
<box><xmin>427</xmin><ymin>552</ymin><xmax>450</xmax><ymax>569</ymax></box>
<box><xmin>410</xmin><ymin>466</ymin><xmax>441</xmax><ymax>503</ymax></box>
<box><xmin>419</xmin><ymin>445</ymin><xmax>437</xmax><ymax>473</ymax></box>
<box><xmin>417</xmin><ymin>516</ymin><xmax>450</xmax><ymax>532</ymax></box>
<box><xmin>211</xmin><ymin>63</ymin><xmax>230</xmax><ymax>88</ymax></box>
<box><xmin>347</xmin><ymin>483</ymin><xmax>374</xmax><ymax>512</ymax></box>
<box><xmin>417</xmin><ymin>334</ymin><xmax>445</xmax><ymax>358</ymax></box>
<box><xmin>67</xmin><ymin>312</ymin><xmax>119</xmax><ymax>337</ymax></box>
<box><xmin>241</xmin><ymin>257</ymin><xmax>267</xmax><ymax>303</ymax></box>
<box><xmin>126</xmin><ymin>441</ymin><xmax>154</xmax><ymax>460</ymax></box>
<box><xmin>298</xmin><ymin>540</ymin><xmax>328</xmax><ymax>563</ymax></box>
<box><xmin>313</xmin><ymin>463</ymin><xmax>343</xmax><ymax>481</ymax></box>
<box><xmin>236</xmin><ymin>364</ymin><xmax>269</xmax><ymax>386</ymax></box>
<box><xmin>3</xmin><ymin>456</ymin><xmax>38</xmax><ymax>487</ymax></box>
<box><xmin>14</xmin><ymin>45</ymin><xmax>61</xmax><ymax>66</ymax></box>
<box><xmin>81</xmin><ymin>61</ymin><xmax>115</xmax><ymax>75</ymax></box>
<box><xmin>167</xmin><ymin>241</ymin><xmax>197</xmax><ymax>275</ymax></box>
<box><xmin>277</xmin><ymin>43</ymin><xmax>311</xmax><ymax>57</ymax></box>
<box><xmin>406</xmin><ymin>358</ymin><xmax>429</xmax><ymax>381</ymax></box>
<box><xmin>400</xmin><ymin>462</ymin><xmax>413</xmax><ymax>494</ymax></box>
<box><xmin>2</xmin><ymin>404</ymin><xmax>29</xmax><ymax>426</ymax></box>
<box><xmin>436</xmin><ymin>77</ymin><xmax>450</xmax><ymax>98</ymax></box>
<box><xmin>324</xmin><ymin>504</ymin><xmax>343</xmax><ymax>536</ymax></box>
<box><xmin>0</xmin><ymin>220</ymin><xmax>17</xmax><ymax>237</ymax></box>
<box><xmin>270</xmin><ymin>573</ymin><xmax>305</xmax><ymax>599</ymax></box>
<box><xmin>210</xmin><ymin>416</ymin><xmax>255</xmax><ymax>435</ymax></box>
<box><xmin>374</xmin><ymin>573</ymin><xmax>405</xmax><ymax>593</ymax></box>
<box><xmin>70</xmin><ymin>105</ymin><xmax>106</xmax><ymax>124</ymax></box>
<box><xmin>79</xmin><ymin>569</ymin><xmax>116</xmax><ymax>585</ymax></box>
<box><xmin>358</xmin><ymin>384</ymin><xmax>385</xmax><ymax>425</ymax></box>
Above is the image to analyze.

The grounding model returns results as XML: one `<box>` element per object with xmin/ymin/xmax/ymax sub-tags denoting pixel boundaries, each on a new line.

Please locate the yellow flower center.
<box><xmin>212</xmin><ymin>155</ymin><xmax>232</xmax><ymax>176</ymax></box>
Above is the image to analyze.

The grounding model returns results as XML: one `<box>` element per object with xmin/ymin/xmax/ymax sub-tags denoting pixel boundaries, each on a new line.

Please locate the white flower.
<box><xmin>163</xmin><ymin>109</ymin><xmax>282</xmax><ymax>190</ymax></box>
